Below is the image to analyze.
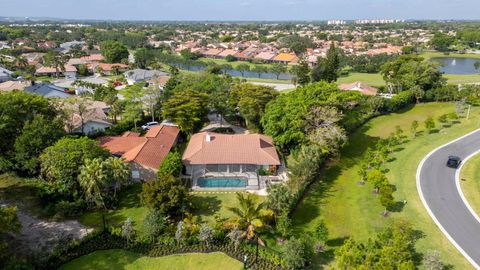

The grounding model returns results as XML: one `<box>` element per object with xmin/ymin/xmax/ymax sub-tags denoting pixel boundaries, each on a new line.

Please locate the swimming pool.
<box><xmin>197</xmin><ymin>177</ymin><xmax>247</xmax><ymax>188</ymax></box>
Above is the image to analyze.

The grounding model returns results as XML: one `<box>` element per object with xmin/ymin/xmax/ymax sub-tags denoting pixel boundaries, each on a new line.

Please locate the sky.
<box><xmin>1</xmin><ymin>0</ymin><xmax>480</xmax><ymax>21</ymax></box>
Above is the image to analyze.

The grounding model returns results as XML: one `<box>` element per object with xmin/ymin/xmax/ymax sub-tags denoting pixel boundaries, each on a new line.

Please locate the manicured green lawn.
<box><xmin>337</xmin><ymin>72</ymin><xmax>385</xmax><ymax>86</ymax></box>
<box><xmin>460</xmin><ymin>153</ymin><xmax>480</xmax><ymax>217</ymax></box>
<box><xmin>191</xmin><ymin>191</ymin><xmax>264</xmax><ymax>224</ymax></box>
<box><xmin>59</xmin><ymin>250</ymin><xmax>243</xmax><ymax>270</ymax></box>
<box><xmin>421</xmin><ymin>51</ymin><xmax>480</xmax><ymax>60</ymax></box>
<box><xmin>444</xmin><ymin>73</ymin><xmax>480</xmax><ymax>84</ymax></box>
<box><xmin>293</xmin><ymin>103</ymin><xmax>480</xmax><ymax>269</ymax></box>
<box><xmin>79</xmin><ymin>186</ymin><xmax>258</xmax><ymax>231</ymax></box>
<box><xmin>79</xmin><ymin>183</ymin><xmax>148</xmax><ymax>233</ymax></box>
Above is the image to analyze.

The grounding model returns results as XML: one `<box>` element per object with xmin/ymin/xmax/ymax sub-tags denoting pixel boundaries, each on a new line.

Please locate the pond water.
<box><xmin>431</xmin><ymin>57</ymin><xmax>480</xmax><ymax>75</ymax></box>
<box><xmin>177</xmin><ymin>64</ymin><xmax>292</xmax><ymax>80</ymax></box>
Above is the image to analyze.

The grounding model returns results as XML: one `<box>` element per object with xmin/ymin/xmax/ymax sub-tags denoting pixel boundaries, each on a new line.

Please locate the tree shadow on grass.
<box><xmin>390</xmin><ymin>201</ymin><xmax>406</xmax><ymax>213</ymax></box>
<box><xmin>190</xmin><ymin>195</ymin><xmax>222</xmax><ymax>218</ymax></box>
<box><xmin>325</xmin><ymin>236</ymin><xmax>348</xmax><ymax>247</ymax></box>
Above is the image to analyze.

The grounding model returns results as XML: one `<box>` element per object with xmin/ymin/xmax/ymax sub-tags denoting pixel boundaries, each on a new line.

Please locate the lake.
<box><xmin>177</xmin><ymin>64</ymin><xmax>293</xmax><ymax>80</ymax></box>
<box><xmin>431</xmin><ymin>57</ymin><xmax>480</xmax><ymax>75</ymax></box>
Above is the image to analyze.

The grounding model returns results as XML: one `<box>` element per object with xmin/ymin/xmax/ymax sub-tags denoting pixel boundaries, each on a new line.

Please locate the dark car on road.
<box><xmin>446</xmin><ymin>156</ymin><xmax>462</xmax><ymax>168</ymax></box>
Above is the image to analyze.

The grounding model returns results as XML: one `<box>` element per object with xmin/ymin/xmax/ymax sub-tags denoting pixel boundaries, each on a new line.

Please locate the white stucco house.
<box><xmin>124</xmin><ymin>69</ymin><xmax>168</xmax><ymax>85</ymax></box>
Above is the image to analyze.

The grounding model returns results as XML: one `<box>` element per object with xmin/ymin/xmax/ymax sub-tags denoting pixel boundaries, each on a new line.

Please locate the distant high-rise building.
<box><xmin>327</xmin><ymin>20</ymin><xmax>347</xmax><ymax>25</ymax></box>
<box><xmin>355</xmin><ymin>19</ymin><xmax>405</xmax><ymax>24</ymax></box>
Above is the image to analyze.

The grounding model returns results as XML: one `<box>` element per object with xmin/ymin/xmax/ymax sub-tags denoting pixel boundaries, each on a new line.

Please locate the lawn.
<box><xmin>460</xmin><ymin>153</ymin><xmax>480</xmax><ymax>217</ymax></box>
<box><xmin>59</xmin><ymin>250</ymin><xmax>243</xmax><ymax>270</ymax></box>
<box><xmin>292</xmin><ymin>102</ymin><xmax>480</xmax><ymax>269</ymax></box>
<box><xmin>191</xmin><ymin>191</ymin><xmax>264</xmax><ymax>224</ymax></box>
<box><xmin>79</xmin><ymin>186</ymin><xmax>256</xmax><ymax>231</ymax></box>
<box><xmin>79</xmin><ymin>183</ymin><xmax>148</xmax><ymax>233</ymax></box>
<box><xmin>421</xmin><ymin>51</ymin><xmax>480</xmax><ymax>60</ymax></box>
<box><xmin>337</xmin><ymin>72</ymin><xmax>385</xmax><ymax>86</ymax></box>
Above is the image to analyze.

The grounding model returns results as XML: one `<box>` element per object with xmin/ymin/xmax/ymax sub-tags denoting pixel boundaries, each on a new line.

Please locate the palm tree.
<box><xmin>104</xmin><ymin>157</ymin><xmax>130</xmax><ymax>199</ymax></box>
<box><xmin>78</xmin><ymin>158</ymin><xmax>108</xmax><ymax>210</ymax></box>
<box><xmin>228</xmin><ymin>193</ymin><xmax>271</xmax><ymax>240</ymax></box>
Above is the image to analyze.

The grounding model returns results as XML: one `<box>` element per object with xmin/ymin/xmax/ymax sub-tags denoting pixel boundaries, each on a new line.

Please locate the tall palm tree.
<box><xmin>78</xmin><ymin>158</ymin><xmax>108</xmax><ymax>210</ymax></box>
<box><xmin>104</xmin><ymin>157</ymin><xmax>130</xmax><ymax>199</ymax></box>
<box><xmin>228</xmin><ymin>193</ymin><xmax>271</xmax><ymax>240</ymax></box>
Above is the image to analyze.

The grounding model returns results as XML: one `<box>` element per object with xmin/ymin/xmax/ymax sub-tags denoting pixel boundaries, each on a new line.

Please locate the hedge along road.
<box><xmin>417</xmin><ymin>128</ymin><xmax>480</xmax><ymax>269</ymax></box>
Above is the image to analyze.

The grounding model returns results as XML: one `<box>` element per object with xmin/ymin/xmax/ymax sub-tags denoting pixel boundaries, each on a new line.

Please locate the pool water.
<box><xmin>197</xmin><ymin>178</ymin><xmax>247</xmax><ymax>188</ymax></box>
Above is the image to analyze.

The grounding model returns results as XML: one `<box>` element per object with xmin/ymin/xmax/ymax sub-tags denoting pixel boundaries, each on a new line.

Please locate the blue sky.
<box><xmin>1</xmin><ymin>0</ymin><xmax>479</xmax><ymax>21</ymax></box>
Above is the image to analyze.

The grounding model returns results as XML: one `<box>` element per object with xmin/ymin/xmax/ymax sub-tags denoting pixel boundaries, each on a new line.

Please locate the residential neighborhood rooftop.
<box><xmin>182</xmin><ymin>132</ymin><xmax>281</xmax><ymax>166</ymax></box>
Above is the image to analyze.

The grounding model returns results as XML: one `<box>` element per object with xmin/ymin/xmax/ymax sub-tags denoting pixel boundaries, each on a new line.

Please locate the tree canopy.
<box><xmin>381</xmin><ymin>55</ymin><xmax>445</xmax><ymax>93</ymax></box>
<box><xmin>100</xmin><ymin>40</ymin><xmax>129</xmax><ymax>63</ymax></box>
<box><xmin>40</xmin><ymin>137</ymin><xmax>110</xmax><ymax>199</ymax></box>
<box><xmin>230</xmin><ymin>83</ymin><xmax>278</xmax><ymax>131</ymax></box>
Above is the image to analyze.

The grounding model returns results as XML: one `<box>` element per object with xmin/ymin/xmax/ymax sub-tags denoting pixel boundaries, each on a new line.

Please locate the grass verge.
<box><xmin>58</xmin><ymin>249</ymin><xmax>243</xmax><ymax>270</ymax></box>
<box><xmin>292</xmin><ymin>102</ymin><xmax>479</xmax><ymax>269</ymax></box>
<box><xmin>460</xmin><ymin>153</ymin><xmax>480</xmax><ymax>217</ymax></box>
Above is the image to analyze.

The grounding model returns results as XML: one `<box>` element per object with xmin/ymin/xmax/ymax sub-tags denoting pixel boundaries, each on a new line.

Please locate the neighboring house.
<box><xmin>0</xmin><ymin>66</ymin><xmax>13</xmax><ymax>82</ymax></box>
<box><xmin>25</xmin><ymin>83</ymin><xmax>72</xmax><ymax>98</ymax></box>
<box><xmin>254</xmin><ymin>51</ymin><xmax>277</xmax><ymax>62</ymax></box>
<box><xmin>89</xmin><ymin>63</ymin><xmax>129</xmax><ymax>75</ymax></box>
<box><xmin>80</xmin><ymin>54</ymin><xmax>104</xmax><ymax>62</ymax></box>
<box><xmin>182</xmin><ymin>132</ymin><xmax>281</xmax><ymax>190</ymax></box>
<box><xmin>202</xmin><ymin>48</ymin><xmax>223</xmax><ymax>58</ymax></box>
<box><xmin>148</xmin><ymin>75</ymin><xmax>171</xmax><ymax>90</ymax></box>
<box><xmin>217</xmin><ymin>49</ymin><xmax>238</xmax><ymax>59</ymax></box>
<box><xmin>338</xmin><ymin>81</ymin><xmax>378</xmax><ymax>95</ymax></box>
<box><xmin>62</xmin><ymin>100</ymin><xmax>112</xmax><ymax>135</ymax></box>
<box><xmin>99</xmin><ymin>124</ymin><xmax>180</xmax><ymax>180</ymax></box>
<box><xmin>59</xmin><ymin>41</ymin><xmax>86</xmax><ymax>53</ymax></box>
<box><xmin>124</xmin><ymin>69</ymin><xmax>168</xmax><ymax>85</ymax></box>
<box><xmin>36</xmin><ymin>65</ymin><xmax>78</xmax><ymax>79</ymax></box>
<box><xmin>0</xmin><ymin>80</ymin><xmax>31</xmax><ymax>91</ymax></box>
<box><xmin>272</xmin><ymin>53</ymin><xmax>299</xmax><ymax>64</ymax></box>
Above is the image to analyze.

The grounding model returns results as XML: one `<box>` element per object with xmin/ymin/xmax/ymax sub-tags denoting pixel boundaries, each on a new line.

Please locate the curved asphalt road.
<box><xmin>417</xmin><ymin>129</ymin><xmax>480</xmax><ymax>269</ymax></box>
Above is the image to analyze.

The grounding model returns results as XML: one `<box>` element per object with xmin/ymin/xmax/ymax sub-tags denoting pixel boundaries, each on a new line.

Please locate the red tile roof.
<box><xmin>99</xmin><ymin>124</ymin><xmax>180</xmax><ymax>170</ymax></box>
<box><xmin>182</xmin><ymin>132</ymin><xmax>280</xmax><ymax>166</ymax></box>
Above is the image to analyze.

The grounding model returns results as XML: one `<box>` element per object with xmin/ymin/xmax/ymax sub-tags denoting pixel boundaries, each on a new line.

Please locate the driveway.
<box><xmin>201</xmin><ymin>113</ymin><xmax>248</xmax><ymax>134</ymax></box>
<box><xmin>417</xmin><ymin>129</ymin><xmax>480</xmax><ymax>269</ymax></box>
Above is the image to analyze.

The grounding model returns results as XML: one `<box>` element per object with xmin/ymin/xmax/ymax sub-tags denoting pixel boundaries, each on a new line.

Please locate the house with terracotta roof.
<box><xmin>254</xmin><ymin>51</ymin><xmax>277</xmax><ymax>62</ymax></box>
<box><xmin>99</xmin><ymin>124</ymin><xmax>180</xmax><ymax>180</ymax></box>
<box><xmin>182</xmin><ymin>132</ymin><xmax>281</xmax><ymax>190</ymax></box>
<box><xmin>338</xmin><ymin>81</ymin><xmax>378</xmax><ymax>96</ymax></box>
<box><xmin>36</xmin><ymin>65</ymin><xmax>77</xmax><ymax>79</ymax></box>
<box><xmin>202</xmin><ymin>48</ymin><xmax>224</xmax><ymax>58</ymax></box>
<box><xmin>217</xmin><ymin>49</ymin><xmax>238</xmax><ymax>59</ymax></box>
<box><xmin>80</xmin><ymin>54</ymin><xmax>104</xmax><ymax>62</ymax></box>
<box><xmin>272</xmin><ymin>53</ymin><xmax>299</xmax><ymax>65</ymax></box>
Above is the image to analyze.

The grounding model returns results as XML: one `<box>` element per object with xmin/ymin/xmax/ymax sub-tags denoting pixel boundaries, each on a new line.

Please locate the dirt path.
<box><xmin>2</xmin><ymin>203</ymin><xmax>93</xmax><ymax>256</ymax></box>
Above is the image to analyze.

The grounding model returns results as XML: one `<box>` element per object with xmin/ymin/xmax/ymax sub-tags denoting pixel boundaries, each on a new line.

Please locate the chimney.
<box><xmin>205</xmin><ymin>133</ymin><xmax>211</xmax><ymax>142</ymax></box>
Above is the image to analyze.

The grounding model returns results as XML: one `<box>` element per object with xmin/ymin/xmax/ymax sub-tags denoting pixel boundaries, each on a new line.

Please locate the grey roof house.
<box><xmin>0</xmin><ymin>66</ymin><xmax>13</xmax><ymax>82</ymax></box>
<box><xmin>124</xmin><ymin>69</ymin><xmax>168</xmax><ymax>85</ymax></box>
<box><xmin>25</xmin><ymin>83</ymin><xmax>72</xmax><ymax>98</ymax></box>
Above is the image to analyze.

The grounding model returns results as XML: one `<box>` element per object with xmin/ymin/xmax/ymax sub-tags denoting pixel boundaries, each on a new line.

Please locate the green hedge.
<box><xmin>42</xmin><ymin>231</ymin><xmax>290</xmax><ymax>270</ymax></box>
